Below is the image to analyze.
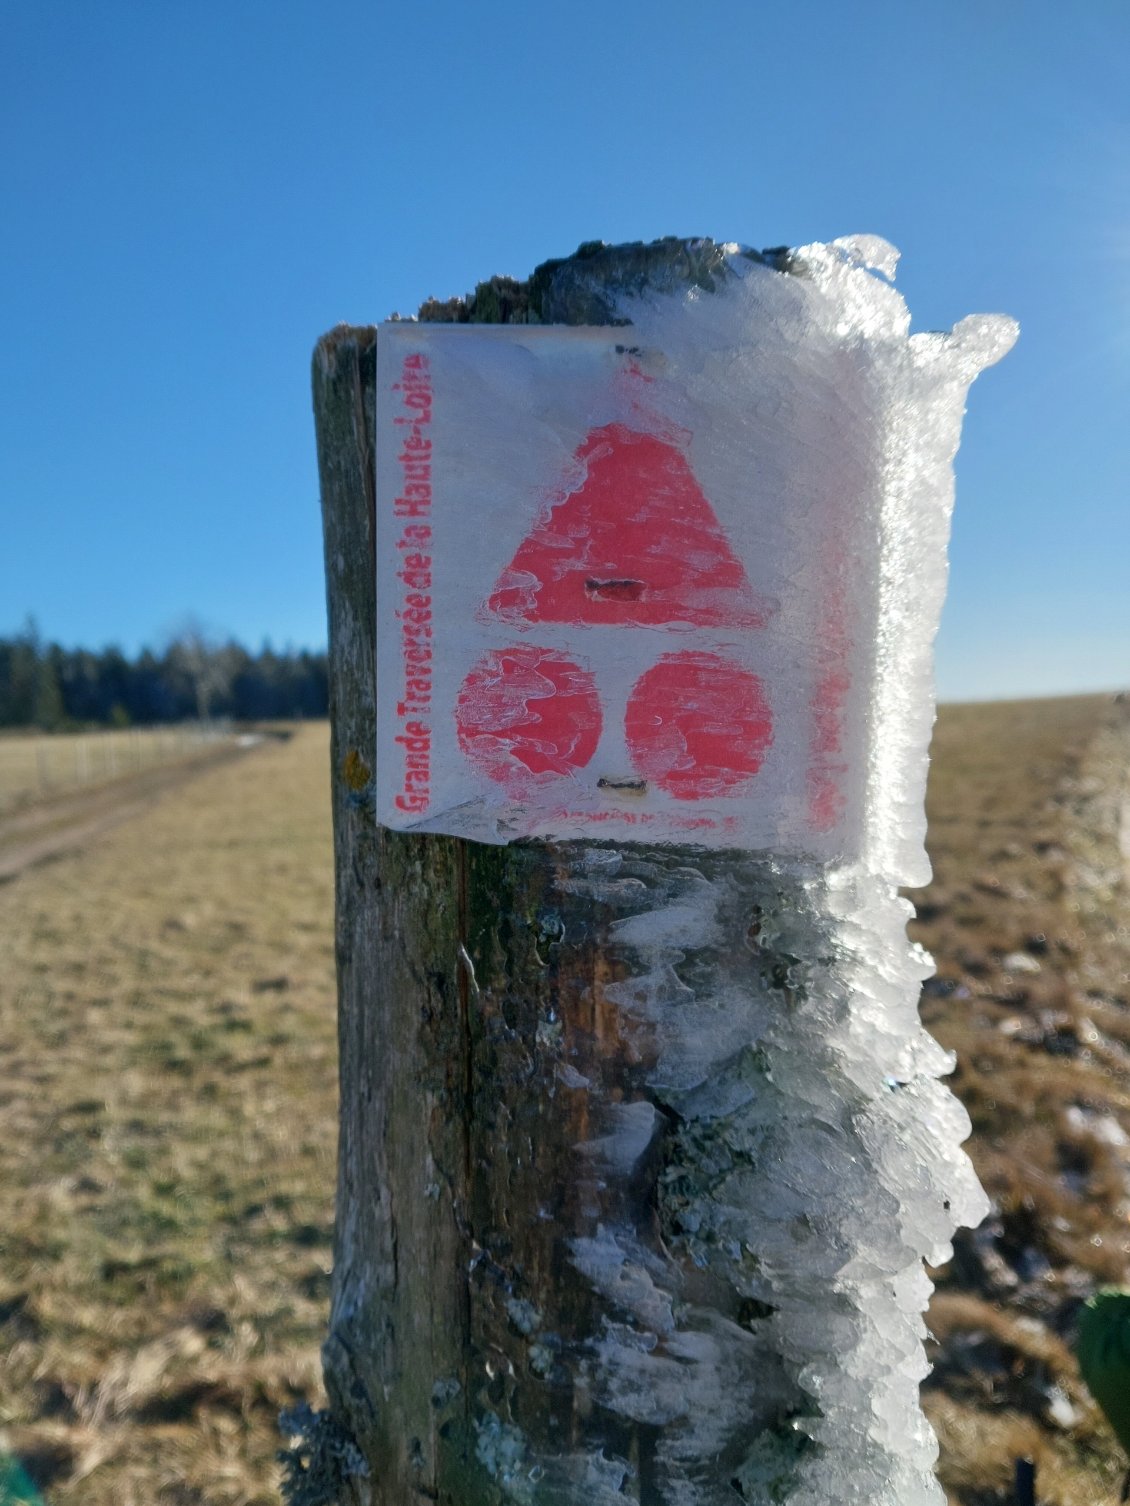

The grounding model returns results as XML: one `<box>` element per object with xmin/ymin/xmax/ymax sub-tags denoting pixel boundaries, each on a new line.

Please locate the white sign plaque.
<box><xmin>374</xmin><ymin>246</ymin><xmax>1014</xmax><ymax>858</ymax></box>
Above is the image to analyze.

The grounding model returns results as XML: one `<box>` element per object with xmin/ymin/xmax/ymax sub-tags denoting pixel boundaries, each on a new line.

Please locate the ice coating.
<box><xmin>372</xmin><ymin>238</ymin><xmax>1016</xmax><ymax>1503</ymax></box>
<box><xmin>610</xmin><ymin>238</ymin><xmax>1017</xmax><ymax>884</ymax></box>
<box><xmin>376</xmin><ymin>239</ymin><xmax>1017</xmax><ymax>875</ymax></box>
<box><xmin>464</xmin><ymin>849</ymin><xmax>988</xmax><ymax>1504</ymax></box>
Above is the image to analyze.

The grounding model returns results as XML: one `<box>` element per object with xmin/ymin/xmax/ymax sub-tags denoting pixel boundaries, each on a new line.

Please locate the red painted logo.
<box><xmin>487</xmin><ymin>424</ymin><xmax>770</xmax><ymax>629</ymax></box>
<box><xmin>455</xmin><ymin>645</ymin><xmax>602</xmax><ymax>790</ymax></box>
<box><xmin>459</xmin><ymin>420</ymin><xmax>775</xmax><ymax>803</ymax></box>
<box><xmin>625</xmin><ymin>651</ymin><xmax>772</xmax><ymax>801</ymax></box>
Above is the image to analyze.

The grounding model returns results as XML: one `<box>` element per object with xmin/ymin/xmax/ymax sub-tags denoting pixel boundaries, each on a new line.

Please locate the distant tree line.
<box><xmin>0</xmin><ymin>621</ymin><xmax>329</xmax><ymax>729</ymax></box>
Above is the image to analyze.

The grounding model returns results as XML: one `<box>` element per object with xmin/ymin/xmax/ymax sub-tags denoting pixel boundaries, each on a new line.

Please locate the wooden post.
<box><xmin>308</xmin><ymin>240</ymin><xmax>1001</xmax><ymax>1506</ymax></box>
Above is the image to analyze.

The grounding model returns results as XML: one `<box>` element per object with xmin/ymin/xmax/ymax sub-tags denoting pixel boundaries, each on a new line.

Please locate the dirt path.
<box><xmin>0</xmin><ymin>740</ymin><xmax>262</xmax><ymax>883</ymax></box>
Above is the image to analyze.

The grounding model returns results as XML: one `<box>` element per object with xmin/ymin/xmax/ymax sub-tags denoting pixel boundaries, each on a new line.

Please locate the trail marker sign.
<box><xmin>320</xmin><ymin>239</ymin><xmax>1017</xmax><ymax>1506</ymax></box>
<box><xmin>375</xmin><ymin>315</ymin><xmax>877</xmax><ymax>856</ymax></box>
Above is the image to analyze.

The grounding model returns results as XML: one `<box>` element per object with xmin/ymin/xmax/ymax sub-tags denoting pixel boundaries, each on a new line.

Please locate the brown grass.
<box><xmin>910</xmin><ymin>693</ymin><xmax>1130</xmax><ymax>1503</ymax></box>
<box><xmin>0</xmin><ymin>695</ymin><xmax>1127</xmax><ymax>1503</ymax></box>
<box><xmin>0</xmin><ymin>725</ymin><xmax>337</xmax><ymax>1504</ymax></box>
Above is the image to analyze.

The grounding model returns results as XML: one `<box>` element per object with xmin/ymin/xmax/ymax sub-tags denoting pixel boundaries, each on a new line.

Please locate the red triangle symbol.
<box><xmin>486</xmin><ymin>423</ymin><xmax>770</xmax><ymax>629</ymax></box>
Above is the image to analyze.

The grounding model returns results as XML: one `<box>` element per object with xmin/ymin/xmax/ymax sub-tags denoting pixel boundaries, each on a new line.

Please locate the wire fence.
<box><xmin>0</xmin><ymin>725</ymin><xmax>234</xmax><ymax>815</ymax></box>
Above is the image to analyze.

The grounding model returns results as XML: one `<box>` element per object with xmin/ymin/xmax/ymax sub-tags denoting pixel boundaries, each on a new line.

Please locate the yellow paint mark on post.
<box><xmin>342</xmin><ymin>749</ymin><xmax>372</xmax><ymax>792</ymax></box>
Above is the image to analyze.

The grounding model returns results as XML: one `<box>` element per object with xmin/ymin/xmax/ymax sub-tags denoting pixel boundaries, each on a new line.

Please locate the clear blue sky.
<box><xmin>2</xmin><ymin>1</ymin><xmax>1126</xmax><ymax>701</ymax></box>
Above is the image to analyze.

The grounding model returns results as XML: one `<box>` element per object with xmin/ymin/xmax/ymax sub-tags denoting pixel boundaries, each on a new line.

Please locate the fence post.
<box><xmin>311</xmin><ymin>239</ymin><xmax>1014</xmax><ymax>1506</ymax></box>
<box><xmin>1014</xmin><ymin>1457</ymin><xmax>1037</xmax><ymax>1506</ymax></box>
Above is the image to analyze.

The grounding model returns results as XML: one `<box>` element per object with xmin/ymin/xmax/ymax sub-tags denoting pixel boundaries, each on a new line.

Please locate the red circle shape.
<box><xmin>456</xmin><ymin>645</ymin><xmax>602</xmax><ymax>790</ymax></box>
<box><xmin>625</xmin><ymin>651</ymin><xmax>772</xmax><ymax>801</ymax></box>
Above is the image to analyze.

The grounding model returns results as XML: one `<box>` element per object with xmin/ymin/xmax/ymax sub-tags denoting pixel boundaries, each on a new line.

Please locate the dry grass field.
<box><xmin>0</xmin><ymin>697</ymin><xmax>1127</xmax><ymax>1505</ymax></box>
<box><xmin>0</xmin><ymin>725</ymin><xmax>337</xmax><ymax>1505</ymax></box>
<box><xmin>910</xmin><ymin>694</ymin><xmax>1130</xmax><ymax>1504</ymax></box>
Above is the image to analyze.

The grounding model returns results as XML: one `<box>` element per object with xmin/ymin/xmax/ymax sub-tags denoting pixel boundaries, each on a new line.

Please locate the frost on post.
<box><xmin>373</xmin><ymin>238</ymin><xmax>1017</xmax><ymax>1505</ymax></box>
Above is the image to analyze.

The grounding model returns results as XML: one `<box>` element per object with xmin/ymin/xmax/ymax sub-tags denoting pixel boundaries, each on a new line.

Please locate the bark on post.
<box><xmin>308</xmin><ymin>239</ymin><xmax>1002</xmax><ymax>1506</ymax></box>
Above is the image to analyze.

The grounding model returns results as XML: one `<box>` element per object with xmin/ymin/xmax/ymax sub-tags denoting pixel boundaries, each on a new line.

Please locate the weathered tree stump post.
<box><xmin>308</xmin><ymin>239</ymin><xmax>1015</xmax><ymax>1506</ymax></box>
